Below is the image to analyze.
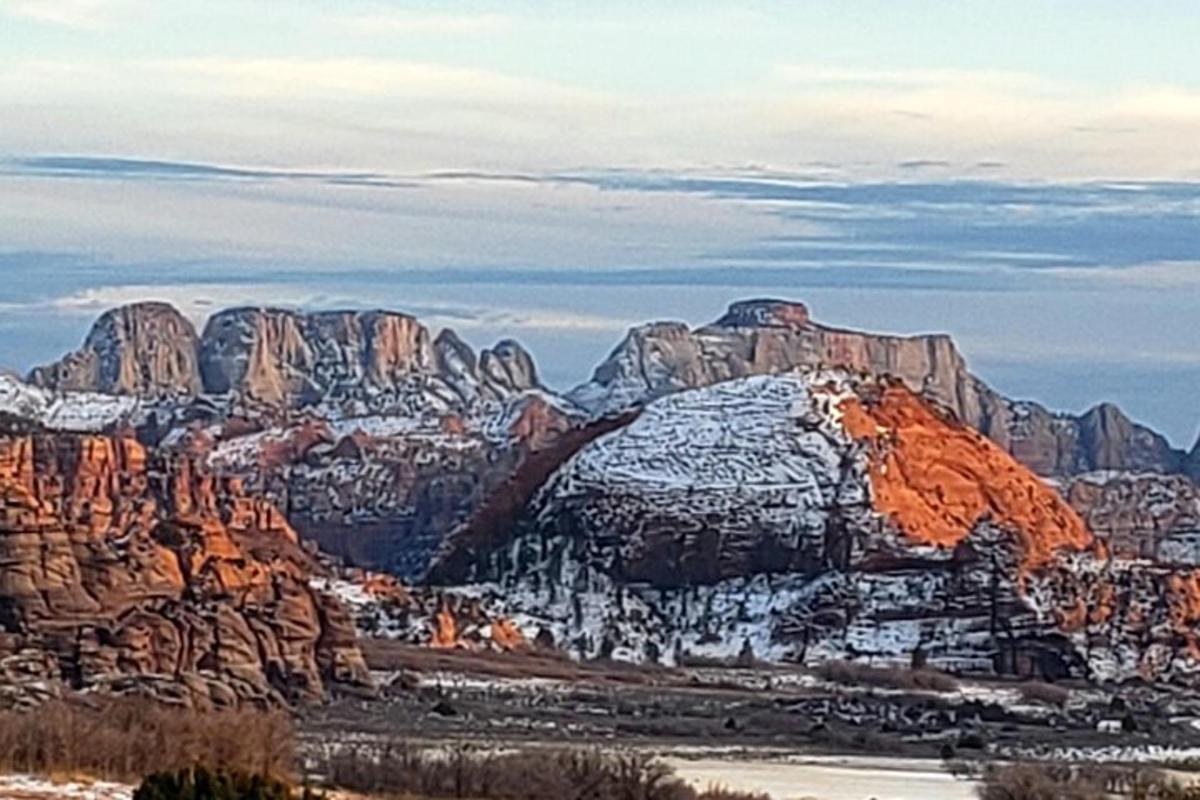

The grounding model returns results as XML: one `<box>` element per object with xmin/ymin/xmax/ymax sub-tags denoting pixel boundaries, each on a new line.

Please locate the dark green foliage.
<box><xmin>134</xmin><ymin>766</ymin><xmax>297</xmax><ymax>800</ymax></box>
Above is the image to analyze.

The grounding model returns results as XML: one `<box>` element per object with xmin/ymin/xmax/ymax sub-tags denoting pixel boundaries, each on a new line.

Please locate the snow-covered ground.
<box><xmin>0</xmin><ymin>775</ymin><xmax>132</xmax><ymax>800</ymax></box>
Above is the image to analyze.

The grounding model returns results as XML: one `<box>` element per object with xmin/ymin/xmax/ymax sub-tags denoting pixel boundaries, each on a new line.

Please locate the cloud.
<box><xmin>152</xmin><ymin>57</ymin><xmax>600</xmax><ymax>104</ymax></box>
<box><xmin>772</xmin><ymin>64</ymin><xmax>1047</xmax><ymax>92</ymax></box>
<box><xmin>2</xmin><ymin>0</ymin><xmax>128</xmax><ymax>27</ymax></box>
<box><xmin>339</xmin><ymin>11</ymin><xmax>512</xmax><ymax>36</ymax></box>
<box><xmin>1045</xmin><ymin>260</ymin><xmax>1200</xmax><ymax>289</ymax></box>
<box><xmin>5</xmin><ymin>155</ymin><xmax>417</xmax><ymax>189</ymax></box>
<box><xmin>43</xmin><ymin>282</ymin><xmax>638</xmax><ymax>334</ymax></box>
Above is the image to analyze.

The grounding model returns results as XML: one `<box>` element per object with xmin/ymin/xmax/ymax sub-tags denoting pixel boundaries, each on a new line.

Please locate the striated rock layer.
<box><xmin>10</xmin><ymin>298</ymin><xmax>1195</xmax><ymax>588</ymax></box>
<box><xmin>0</xmin><ymin>432</ymin><xmax>369</xmax><ymax>709</ymax></box>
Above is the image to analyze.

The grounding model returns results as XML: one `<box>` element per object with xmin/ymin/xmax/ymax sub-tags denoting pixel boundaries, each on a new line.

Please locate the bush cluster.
<box><xmin>134</xmin><ymin>767</ymin><xmax>298</xmax><ymax>800</ymax></box>
<box><xmin>813</xmin><ymin>659</ymin><xmax>958</xmax><ymax>692</ymax></box>
<box><xmin>0</xmin><ymin>699</ymin><xmax>294</xmax><ymax>783</ymax></box>
<box><xmin>322</xmin><ymin>741</ymin><xmax>769</xmax><ymax>800</ymax></box>
<box><xmin>981</xmin><ymin>763</ymin><xmax>1200</xmax><ymax>800</ymax></box>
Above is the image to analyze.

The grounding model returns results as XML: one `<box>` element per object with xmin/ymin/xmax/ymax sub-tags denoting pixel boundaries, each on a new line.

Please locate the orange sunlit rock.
<box><xmin>489</xmin><ymin>618</ymin><xmax>526</xmax><ymax>650</ymax></box>
<box><xmin>840</xmin><ymin>384</ymin><xmax>1093</xmax><ymax>567</ymax></box>
<box><xmin>431</xmin><ymin>606</ymin><xmax>458</xmax><ymax>648</ymax></box>
<box><xmin>0</xmin><ymin>432</ymin><xmax>369</xmax><ymax>706</ymax></box>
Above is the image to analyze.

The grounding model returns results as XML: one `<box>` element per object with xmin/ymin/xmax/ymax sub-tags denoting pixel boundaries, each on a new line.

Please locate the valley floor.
<box><xmin>296</xmin><ymin>641</ymin><xmax>1200</xmax><ymax>799</ymax></box>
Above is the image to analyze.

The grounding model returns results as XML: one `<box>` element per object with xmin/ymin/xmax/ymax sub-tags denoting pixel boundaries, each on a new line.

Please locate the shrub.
<box><xmin>321</xmin><ymin>742</ymin><xmax>768</xmax><ymax>800</ymax></box>
<box><xmin>0</xmin><ymin>699</ymin><xmax>294</xmax><ymax>783</ymax></box>
<box><xmin>134</xmin><ymin>767</ymin><xmax>296</xmax><ymax>800</ymax></box>
<box><xmin>979</xmin><ymin>763</ymin><xmax>1200</xmax><ymax>800</ymax></box>
<box><xmin>814</xmin><ymin>659</ymin><xmax>958</xmax><ymax>692</ymax></box>
<box><xmin>979</xmin><ymin>763</ymin><xmax>1105</xmax><ymax>800</ymax></box>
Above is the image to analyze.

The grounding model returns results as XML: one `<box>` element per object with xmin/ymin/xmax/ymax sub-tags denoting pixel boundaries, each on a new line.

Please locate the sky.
<box><xmin>2</xmin><ymin>1</ymin><xmax>1200</xmax><ymax>445</ymax></box>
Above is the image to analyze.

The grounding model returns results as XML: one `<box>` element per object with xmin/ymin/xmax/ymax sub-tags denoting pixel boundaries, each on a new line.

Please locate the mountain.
<box><xmin>570</xmin><ymin>299</ymin><xmax>1185</xmax><ymax>478</ymax></box>
<box><xmin>0</xmin><ymin>427</ymin><xmax>369</xmax><ymax>709</ymax></box>
<box><xmin>429</xmin><ymin>371</ymin><xmax>1200</xmax><ymax>684</ymax></box>
<box><xmin>5</xmin><ymin>297</ymin><xmax>1200</xmax><ymax>690</ymax></box>
<box><xmin>30</xmin><ymin>303</ymin><xmax>543</xmax><ymax>411</ymax></box>
<box><xmin>6</xmin><ymin>298</ymin><xmax>1194</xmax><ymax>584</ymax></box>
<box><xmin>20</xmin><ymin>302</ymin><xmax>574</xmax><ymax>579</ymax></box>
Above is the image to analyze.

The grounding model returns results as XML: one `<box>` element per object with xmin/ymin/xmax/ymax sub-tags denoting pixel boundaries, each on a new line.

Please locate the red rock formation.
<box><xmin>839</xmin><ymin>383</ymin><xmax>1093</xmax><ymax>567</ymax></box>
<box><xmin>0</xmin><ymin>432</ymin><xmax>368</xmax><ymax>709</ymax></box>
<box><xmin>430</xmin><ymin>606</ymin><xmax>458</xmax><ymax>648</ymax></box>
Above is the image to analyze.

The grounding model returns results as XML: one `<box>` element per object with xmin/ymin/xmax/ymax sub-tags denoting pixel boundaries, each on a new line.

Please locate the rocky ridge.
<box><xmin>7</xmin><ymin>297</ymin><xmax>1197</xmax><ymax>591</ymax></box>
<box><xmin>30</xmin><ymin>303</ymin><xmax>543</xmax><ymax>413</ymax></box>
<box><xmin>569</xmin><ymin>299</ymin><xmax>1185</xmax><ymax>479</ymax></box>
<box><xmin>19</xmin><ymin>303</ymin><xmax>575</xmax><ymax>579</ymax></box>
<box><xmin>0</xmin><ymin>430</ymin><xmax>369</xmax><ymax>709</ymax></box>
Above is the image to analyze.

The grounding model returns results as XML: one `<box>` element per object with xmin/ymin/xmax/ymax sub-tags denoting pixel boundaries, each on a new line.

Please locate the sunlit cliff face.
<box><xmin>839</xmin><ymin>383</ymin><xmax>1094</xmax><ymax>568</ymax></box>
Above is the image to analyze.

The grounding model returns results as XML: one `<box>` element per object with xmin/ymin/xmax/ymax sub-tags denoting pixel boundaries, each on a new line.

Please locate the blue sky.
<box><xmin>2</xmin><ymin>1</ymin><xmax>1200</xmax><ymax>444</ymax></box>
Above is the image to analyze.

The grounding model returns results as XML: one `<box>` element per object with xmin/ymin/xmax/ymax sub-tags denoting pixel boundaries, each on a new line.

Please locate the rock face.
<box><xmin>432</xmin><ymin>371</ymin><xmax>1200</xmax><ymax>684</ymax></box>
<box><xmin>9</xmin><ymin>298</ymin><xmax>1195</xmax><ymax>590</ymax></box>
<box><xmin>0</xmin><ymin>432</ymin><xmax>369</xmax><ymax>708</ymax></box>
<box><xmin>1064</xmin><ymin>471</ymin><xmax>1200</xmax><ymax>563</ymax></box>
<box><xmin>197</xmin><ymin>307</ymin><xmax>543</xmax><ymax>409</ymax></box>
<box><xmin>569</xmin><ymin>299</ymin><xmax>1185</xmax><ymax>478</ymax></box>
<box><xmin>199</xmin><ymin>308</ymin><xmax>433</xmax><ymax>407</ymax></box>
<box><xmin>31</xmin><ymin>305</ymin><xmax>543</xmax><ymax>412</ymax></box>
<box><xmin>840</xmin><ymin>385</ymin><xmax>1092</xmax><ymax>566</ymax></box>
<box><xmin>29</xmin><ymin>302</ymin><xmax>202</xmax><ymax>397</ymax></box>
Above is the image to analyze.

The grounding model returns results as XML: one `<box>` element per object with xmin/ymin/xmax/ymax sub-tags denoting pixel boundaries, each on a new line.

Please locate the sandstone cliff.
<box><xmin>28</xmin><ymin>302</ymin><xmax>202</xmax><ymax>397</ymax></box>
<box><xmin>11</xmin><ymin>299</ymin><xmax>1192</xmax><ymax>590</ymax></box>
<box><xmin>0</xmin><ymin>432</ymin><xmax>369</xmax><ymax>709</ymax></box>
<box><xmin>31</xmin><ymin>304</ymin><xmax>545</xmax><ymax>412</ymax></box>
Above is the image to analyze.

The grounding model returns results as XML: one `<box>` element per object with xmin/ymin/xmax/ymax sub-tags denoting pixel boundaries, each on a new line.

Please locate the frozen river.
<box><xmin>667</xmin><ymin>755</ymin><xmax>980</xmax><ymax>800</ymax></box>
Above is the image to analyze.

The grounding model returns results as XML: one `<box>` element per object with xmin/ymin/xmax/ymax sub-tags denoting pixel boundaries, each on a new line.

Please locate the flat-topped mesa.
<box><xmin>28</xmin><ymin>302</ymin><xmax>202</xmax><ymax>397</ymax></box>
<box><xmin>571</xmin><ymin>298</ymin><xmax>978</xmax><ymax>423</ymax></box>
<box><xmin>712</xmin><ymin>298</ymin><xmax>811</xmax><ymax>328</ymax></box>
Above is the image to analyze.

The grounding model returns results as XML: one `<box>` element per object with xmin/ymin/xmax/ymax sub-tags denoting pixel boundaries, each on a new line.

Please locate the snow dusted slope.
<box><xmin>437</xmin><ymin>370</ymin><xmax>1009</xmax><ymax>667</ymax></box>
<box><xmin>567</xmin><ymin>299</ymin><xmax>1184</xmax><ymax>479</ymax></box>
<box><xmin>529</xmin><ymin>372</ymin><xmax>873</xmax><ymax>585</ymax></box>
<box><xmin>0</xmin><ymin>374</ymin><xmax>138</xmax><ymax>431</ymax></box>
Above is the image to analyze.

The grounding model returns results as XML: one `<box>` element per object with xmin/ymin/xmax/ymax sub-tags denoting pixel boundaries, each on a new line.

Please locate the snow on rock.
<box><xmin>420</xmin><ymin>370</ymin><xmax>1200</xmax><ymax>686</ymax></box>
<box><xmin>0</xmin><ymin>374</ymin><xmax>139</xmax><ymax>432</ymax></box>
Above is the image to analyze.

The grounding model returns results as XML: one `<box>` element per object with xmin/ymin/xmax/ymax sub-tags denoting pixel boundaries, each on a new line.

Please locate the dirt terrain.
<box><xmin>300</xmin><ymin>641</ymin><xmax>1200</xmax><ymax>769</ymax></box>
